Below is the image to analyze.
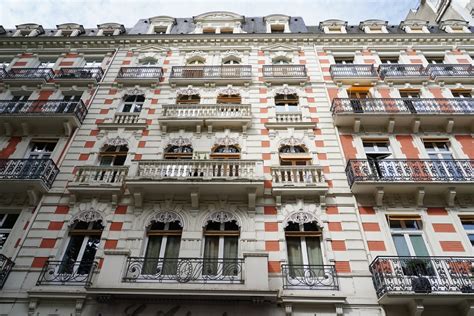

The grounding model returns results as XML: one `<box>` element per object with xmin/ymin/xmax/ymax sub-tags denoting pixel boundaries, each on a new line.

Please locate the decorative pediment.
<box><xmin>97</xmin><ymin>22</ymin><xmax>125</xmax><ymax>31</ymax></box>
<box><xmin>400</xmin><ymin>19</ymin><xmax>429</xmax><ymax>28</ymax></box>
<box><xmin>280</xmin><ymin>135</ymin><xmax>304</xmax><ymax>147</ymax></box>
<box><xmin>147</xmin><ymin>211</ymin><xmax>183</xmax><ymax>227</ymax></box>
<box><xmin>221</xmin><ymin>50</ymin><xmax>243</xmax><ymax>58</ymax></box>
<box><xmin>359</xmin><ymin>19</ymin><xmax>387</xmax><ymax>28</ymax></box>
<box><xmin>16</xmin><ymin>23</ymin><xmax>43</xmax><ymax>31</ymax></box>
<box><xmin>168</xmin><ymin>136</ymin><xmax>192</xmax><ymax>147</ymax></box>
<box><xmin>130</xmin><ymin>44</ymin><xmax>169</xmax><ymax>53</ymax></box>
<box><xmin>56</xmin><ymin>23</ymin><xmax>84</xmax><ymax>31</ymax></box>
<box><xmin>104</xmin><ymin>135</ymin><xmax>129</xmax><ymax>147</ymax></box>
<box><xmin>261</xmin><ymin>44</ymin><xmax>301</xmax><ymax>52</ymax></box>
<box><xmin>214</xmin><ymin>135</ymin><xmax>239</xmax><ymax>147</ymax></box>
<box><xmin>148</xmin><ymin>16</ymin><xmax>176</xmax><ymax>24</ymax></box>
<box><xmin>217</xmin><ymin>85</ymin><xmax>240</xmax><ymax>96</ymax></box>
<box><xmin>273</xmin><ymin>84</ymin><xmax>300</xmax><ymax>96</ymax></box>
<box><xmin>176</xmin><ymin>86</ymin><xmax>200</xmax><ymax>96</ymax></box>
<box><xmin>69</xmin><ymin>209</ymin><xmax>105</xmax><ymax>226</ymax></box>
<box><xmin>205</xmin><ymin>211</ymin><xmax>239</xmax><ymax>225</ymax></box>
<box><xmin>185</xmin><ymin>50</ymin><xmax>207</xmax><ymax>59</ymax></box>
<box><xmin>193</xmin><ymin>11</ymin><xmax>244</xmax><ymax>23</ymax></box>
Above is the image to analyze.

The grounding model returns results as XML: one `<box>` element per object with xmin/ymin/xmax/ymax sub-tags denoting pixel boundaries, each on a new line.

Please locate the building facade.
<box><xmin>0</xmin><ymin>11</ymin><xmax>472</xmax><ymax>316</ymax></box>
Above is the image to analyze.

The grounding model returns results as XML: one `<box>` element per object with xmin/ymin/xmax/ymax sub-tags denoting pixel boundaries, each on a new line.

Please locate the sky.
<box><xmin>1</xmin><ymin>0</ymin><xmax>419</xmax><ymax>29</ymax></box>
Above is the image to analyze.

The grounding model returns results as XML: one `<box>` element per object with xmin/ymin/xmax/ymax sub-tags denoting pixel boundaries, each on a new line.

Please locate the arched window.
<box><xmin>142</xmin><ymin>216</ymin><xmax>182</xmax><ymax>276</ymax></box>
<box><xmin>164</xmin><ymin>144</ymin><xmax>193</xmax><ymax>159</ymax></box>
<box><xmin>203</xmin><ymin>213</ymin><xmax>240</xmax><ymax>277</ymax></box>
<box><xmin>122</xmin><ymin>95</ymin><xmax>145</xmax><ymax>113</ymax></box>
<box><xmin>272</xmin><ymin>57</ymin><xmax>291</xmax><ymax>65</ymax></box>
<box><xmin>223</xmin><ymin>58</ymin><xmax>240</xmax><ymax>65</ymax></box>
<box><xmin>176</xmin><ymin>94</ymin><xmax>200</xmax><ymax>105</ymax></box>
<box><xmin>99</xmin><ymin>145</ymin><xmax>128</xmax><ymax>166</ymax></box>
<box><xmin>211</xmin><ymin>145</ymin><xmax>240</xmax><ymax>159</ymax></box>
<box><xmin>61</xmin><ymin>219</ymin><xmax>104</xmax><ymax>275</ymax></box>
<box><xmin>275</xmin><ymin>93</ymin><xmax>299</xmax><ymax>112</ymax></box>
<box><xmin>217</xmin><ymin>94</ymin><xmax>241</xmax><ymax>104</ymax></box>
<box><xmin>186</xmin><ymin>57</ymin><xmax>205</xmax><ymax>65</ymax></box>
<box><xmin>279</xmin><ymin>144</ymin><xmax>310</xmax><ymax>166</ymax></box>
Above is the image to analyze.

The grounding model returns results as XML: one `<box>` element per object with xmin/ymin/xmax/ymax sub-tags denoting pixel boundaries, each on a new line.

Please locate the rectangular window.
<box><xmin>26</xmin><ymin>141</ymin><xmax>57</xmax><ymax>159</ymax></box>
<box><xmin>334</xmin><ymin>57</ymin><xmax>354</xmax><ymax>64</ymax></box>
<box><xmin>153</xmin><ymin>26</ymin><xmax>168</xmax><ymax>34</ymax></box>
<box><xmin>380</xmin><ymin>56</ymin><xmax>399</xmax><ymax>64</ymax></box>
<box><xmin>270</xmin><ymin>25</ymin><xmax>285</xmax><ymax>33</ymax></box>
<box><xmin>451</xmin><ymin>90</ymin><xmax>472</xmax><ymax>98</ymax></box>
<box><xmin>0</xmin><ymin>213</ymin><xmax>20</xmax><ymax>250</ymax></box>
<box><xmin>388</xmin><ymin>216</ymin><xmax>429</xmax><ymax>257</ymax></box>
<box><xmin>425</xmin><ymin>56</ymin><xmax>444</xmax><ymax>64</ymax></box>
<box><xmin>423</xmin><ymin>141</ymin><xmax>453</xmax><ymax>160</ymax></box>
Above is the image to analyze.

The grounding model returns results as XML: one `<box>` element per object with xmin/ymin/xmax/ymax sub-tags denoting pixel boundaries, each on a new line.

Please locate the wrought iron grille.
<box><xmin>55</xmin><ymin>67</ymin><xmax>104</xmax><ymax>81</ymax></box>
<box><xmin>0</xmin><ymin>67</ymin><xmax>6</xmax><ymax>79</ymax></box>
<box><xmin>331</xmin><ymin>98</ymin><xmax>474</xmax><ymax>114</ymax></box>
<box><xmin>329</xmin><ymin>64</ymin><xmax>378</xmax><ymax>78</ymax></box>
<box><xmin>281</xmin><ymin>264</ymin><xmax>339</xmax><ymax>290</ymax></box>
<box><xmin>123</xmin><ymin>257</ymin><xmax>244</xmax><ymax>284</ymax></box>
<box><xmin>161</xmin><ymin>104</ymin><xmax>251</xmax><ymax>118</ymax></box>
<box><xmin>426</xmin><ymin>64</ymin><xmax>473</xmax><ymax>79</ymax></box>
<box><xmin>346</xmin><ymin>159</ymin><xmax>474</xmax><ymax>186</ymax></box>
<box><xmin>0</xmin><ymin>159</ymin><xmax>59</xmax><ymax>189</ymax></box>
<box><xmin>378</xmin><ymin>64</ymin><xmax>427</xmax><ymax>79</ymax></box>
<box><xmin>369</xmin><ymin>256</ymin><xmax>474</xmax><ymax>298</ymax></box>
<box><xmin>0</xmin><ymin>254</ymin><xmax>15</xmax><ymax>289</ymax></box>
<box><xmin>117</xmin><ymin>67</ymin><xmax>163</xmax><ymax>79</ymax></box>
<box><xmin>36</xmin><ymin>260</ymin><xmax>98</xmax><ymax>287</ymax></box>
<box><xmin>263</xmin><ymin>65</ymin><xmax>307</xmax><ymax>77</ymax></box>
<box><xmin>170</xmin><ymin>66</ymin><xmax>252</xmax><ymax>80</ymax></box>
<box><xmin>0</xmin><ymin>100</ymin><xmax>88</xmax><ymax>122</ymax></box>
<box><xmin>6</xmin><ymin>68</ymin><xmax>54</xmax><ymax>80</ymax></box>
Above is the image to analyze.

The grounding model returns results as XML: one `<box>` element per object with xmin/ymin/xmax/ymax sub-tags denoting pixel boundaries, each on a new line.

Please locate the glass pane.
<box><xmin>306</xmin><ymin>237</ymin><xmax>323</xmax><ymax>265</ymax></box>
<box><xmin>404</xmin><ymin>220</ymin><xmax>421</xmax><ymax>230</ymax></box>
<box><xmin>0</xmin><ymin>232</ymin><xmax>10</xmax><ymax>249</ymax></box>
<box><xmin>2</xmin><ymin>214</ymin><xmax>19</xmax><ymax>229</ymax></box>
<box><xmin>389</xmin><ymin>220</ymin><xmax>403</xmax><ymax>230</ymax></box>
<box><xmin>287</xmin><ymin>237</ymin><xmax>303</xmax><ymax>278</ymax></box>
<box><xmin>223</xmin><ymin>236</ymin><xmax>238</xmax><ymax>276</ymax></box>
<box><xmin>462</xmin><ymin>220</ymin><xmax>474</xmax><ymax>230</ymax></box>
<box><xmin>78</xmin><ymin>236</ymin><xmax>100</xmax><ymax>275</ymax></box>
<box><xmin>162</xmin><ymin>236</ymin><xmax>180</xmax><ymax>275</ymax></box>
<box><xmin>60</xmin><ymin>235</ymin><xmax>85</xmax><ymax>274</ymax></box>
<box><xmin>410</xmin><ymin>235</ymin><xmax>429</xmax><ymax>256</ymax></box>
<box><xmin>468</xmin><ymin>234</ymin><xmax>474</xmax><ymax>247</ymax></box>
<box><xmin>143</xmin><ymin>236</ymin><xmax>162</xmax><ymax>275</ymax></box>
<box><xmin>392</xmin><ymin>235</ymin><xmax>411</xmax><ymax>256</ymax></box>
<box><xmin>203</xmin><ymin>236</ymin><xmax>219</xmax><ymax>276</ymax></box>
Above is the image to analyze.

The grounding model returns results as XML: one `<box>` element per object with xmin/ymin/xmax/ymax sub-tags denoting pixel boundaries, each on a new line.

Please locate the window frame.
<box><xmin>0</xmin><ymin>212</ymin><xmax>21</xmax><ymax>252</ymax></box>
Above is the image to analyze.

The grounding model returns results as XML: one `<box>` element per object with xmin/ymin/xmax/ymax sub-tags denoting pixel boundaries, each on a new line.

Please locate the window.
<box><xmin>425</xmin><ymin>56</ymin><xmax>444</xmax><ymax>64</ymax></box>
<box><xmin>186</xmin><ymin>59</ymin><xmax>205</xmax><ymax>65</ymax></box>
<box><xmin>103</xmin><ymin>30</ymin><xmax>114</xmax><ymax>36</ymax></box>
<box><xmin>275</xmin><ymin>94</ymin><xmax>299</xmax><ymax>112</ymax></box>
<box><xmin>380</xmin><ymin>56</ymin><xmax>399</xmax><ymax>64</ymax></box>
<box><xmin>363</xmin><ymin>140</ymin><xmax>393</xmax><ymax>178</ymax></box>
<box><xmin>217</xmin><ymin>94</ymin><xmax>241</xmax><ymax>104</ymax></box>
<box><xmin>424</xmin><ymin>141</ymin><xmax>453</xmax><ymax>160</ymax></box>
<box><xmin>346</xmin><ymin>89</ymin><xmax>370</xmax><ymax>112</ymax></box>
<box><xmin>153</xmin><ymin>26</ymin><xmax>168</xmax><ymax>34</ymax></box>
<box><xmin>272</xmin><ymin>58</ymin><xmax>290</xmax><ymax>65</ymax></box>
<box><xmin>279</xmin><ymin>145</ymin><xmax>310</xmax><ymax>166</ymax></box>
<box><xmin>220</xmin><ymin>27</ymin><xmax>234</xmax><ymax>34</ymax></box>
<box><xmin>0</xmin><ymin>61</ymin><xmax>10</xmax><ymax>70</ymax></box>
<box><xmin>0</xmin><ymin>213</ymin><xmax>20</xmax><ymax>250</ymax></box>
<box><xmin>334</xmin><ymin>57</ymin><xmax>354</xmax><ymax>64</ymax></box>
<box><xmin>203</xmin><ymin>219</ymin><xmax>239</xmax><ymax>277</ymax></box>
<box><xmin>270</xmin><ymin>24</ymin><xmax>285</xmax><ymax>33</ymax></box>
<box><xmin>400</xmin><ymin>90</ymin><xmax>420</xmax><ymax>98</ymax></box>
<box><xmin>211</xmin><ymin>145</ymin><xmax>240</xmax><ymax>159</ymax></box>
<box><xmin>203</xmin><ymin>27</ymin><xmax>216</xmax><ymax>34</ymax></box>
<box><xmin>451</xmin><ymin>90</ymin><xmax>472</xmax><ymax>98</ymax></box>
<box><xmin>143</xmin><ymin>219</ymin><xmax>182</xmax><ymax>275</ymax></box>
<box><xmin>122</xmin><ymin>95</ymin><xmax>145</xmax><ymax>113</ymax></box>
<box><xmin>164</xmin><ymin>144</ymin><xmax>193</xmax><ymax>159</ymax></box>
<box><xmin>58</xmin><ymin>95</ymin><xmax>81</xmax><ymax>113</ymax></box>
<box><xmin>285</xmin><ymin>220</ymin><xmax>323</xmax><ymax>277</ymax></box>
<box><xmin>99</xmin><ymin>145</ymin><xmax>128</xmax><ymax>166</ymax></box>
<box><xmin>176</xmin><ymin>94</ymin><xmax>200</xmax><ymax>105</ymax></box>
<box><xmin>399</xmin><ymin>90</ymin><xmax>421</xmax><ymax>113</ymax></box>
<box><xmin>60</xmin><ymin>220</ymin><xmax>103</xmax><ymax>275</ymax></box>
<box><xmin>26</xmin><ymin>141</ymin><xmax>57</xmax><ymax>159</ymax></box>
<box><xmin>139</xmin><ymin>58</ymin><xmax>158</xmax><ymax>66</ymax></box>
<box><xmin>223</xmin><ymin>58</ymin><xmax>240</xmax><ymax>65</ymax></box>
<box><xmin>460</xmin><ymin>217</ymin><xmax>474</xmax><ymax>247</ymax></box>
<box><xmin>364</xmin><ymin>141</ymin><xmax>391</xmax><ymax>160</ymax></box>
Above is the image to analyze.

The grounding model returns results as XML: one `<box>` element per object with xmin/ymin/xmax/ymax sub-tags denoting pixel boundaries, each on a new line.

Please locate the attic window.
<box><xmin>203</xmin><ymin>27</ymin><xmax>216</xmax><ymax>34</ymax></box>
<box><xmin>271</xmin><ymin>25</ymin><xmax>285</xmax><ymax>33</ymax></box>
<box><xmin>103</xmin><ymin>30</ymin><xmax>114</xmax><ymax>36</ymax></box>
<box><xmin>154</xmin><ymin>26</ymin><xmax>168</xmax><ymax>34</ymax></box>
<box><xmin>328</xmin><ymin>26</ymin><xmax>342</xmax><ymax>32</ymax></box>
<box><xmin>220</xmin><ymin>27</ymin><xmax>233</xmax><ymax>34</ymax></box>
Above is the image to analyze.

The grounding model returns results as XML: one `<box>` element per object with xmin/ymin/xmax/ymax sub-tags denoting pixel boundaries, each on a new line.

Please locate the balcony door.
<box><xmin>400</xmin><ymin>90</ymin><xmax>421</xmax><ymax>113</ymax></box>
<box><xmin>423</xmin><ymin>141</ymin><xmax>463</xmax><ymax>180</ymax></box>
<box><xmin>143</xmin><ymin>220</ymin><xmax>182</xmax><ymax>277</ymax></box>
<box><xmin>99</xmin><ymin>145</ymin><xmax>128</xmax><ymax>166</ymax></box>
<box><xmin>26</xmin><ymin>141</ymin><xmax>56</xmax><ymax>159</ymax></box>
<box><xmin>363</xmin><ymin>141</ymin><xmax>394</xmax><ymax>180</ymax></box>
<box><xmin>275</xmin><ymin>93</ymin><xmax>299</xmax><ymax>112</ymax></box>
<box><xmin>121</xmin><ymin>95</ymin><xmax>144</xmax><ymax>113</ymax></box>
<box><xmin>347</xmin><ymin>88</ymin><xmax>370</xmax><ymax>113</ymax></box>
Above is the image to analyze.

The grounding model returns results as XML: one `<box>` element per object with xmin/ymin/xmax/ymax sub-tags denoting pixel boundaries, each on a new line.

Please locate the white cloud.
<box><xmin>0</xmin><ymin>0</ymin><xmax>416</xmax><ymax>28</ymax></box>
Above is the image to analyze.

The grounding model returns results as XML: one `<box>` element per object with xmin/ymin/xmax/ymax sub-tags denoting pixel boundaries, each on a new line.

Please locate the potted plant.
<box><xmin>405</xmin><ymin>259</ymin><xmax>432</xmax><ymax>294</ymax></box>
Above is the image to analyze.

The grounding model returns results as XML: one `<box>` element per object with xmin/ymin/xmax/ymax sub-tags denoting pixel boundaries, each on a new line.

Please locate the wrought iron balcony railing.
<box><xmin>117</xmin><ymin>67</ymin><xmax>163</xmax><ymax>79</ymax></box>
<box><xmin>263</xmin><ymin>65</ymin><xmax>307</xmax><ymax>77</ymax></box>
<box><xmin>0</xmin><ymin>99</ymin><xmax>88</xmax><ymax>122</ymax></box>
<box><xmin>370</xmin><ymin>256</ymin><xmax>474</xmax><ymax>298</ymax></box>
<box><xmin>0</xmin><ymin>159</ymin><xmax>59</xmax><ymax>189</ymax></box>
<box><xmin>0</xmin><ymin>67</ymin><xmax>7</xmax><ymax>79</ymax></box>
<box><xmin>55</xmin><ymin>67</ymin><xmax>104</xmax><ymax>81</ymax></box>
<box><xmin>272</xmin><ymin>166</ymin><xmax>326</xmax><ymax>185</ymax></box>
<box><xmin>123</xmin><ymin>257</ymin><xmax>244</xmax><ymax>284</ymax></box>
<box><xmin>378</xmin><ymin>64</ymin><xmax>427</xmax><ymax>80</ymax></box>
<box><xmin>331</xmin><ymin>98</ymin><xmax>474</xmax><ymax>115</ymax></box>
<box><xmin>6</xmin><ymin>68</ymin><xmax>54</xmax><ymax>81</ymax></box>
<box><xmin>426</xmin><ymin>64</ymin><xmax>473</xmax><ymax>79</ymax></box>
<box><xmin>170</xmin><ymin>66</ymin><xmax>252</xmax><ymax>80</ymax></box>
<box><xmin>329</xmin><ymin>64</ymin><xmax>378</xmax><ymax>78</ymax></box>
<box><xmin>134</xmin><ymin>159</ymin><xmax>259</xmax><ymax>180</ymax></box>
<box><xmin>36</xmin><ymin>260</ymin><xmax>98</xmax><ymax>287</ymax></box>
<box><xmin>346</xmin><ymin>159</ymin><xmax>474</xmax><ymax>187</ymax></box>
<box><xmin>161</xmin><ymin>104</ymin><xmax>251</xmax><ymax>118</ymax></box>
<box><xmin>281</xmin><ymin>264</ymin><xmax>339</xmax><ymax>290</ymax></box>
<box><xmin>72</xmin><ymin>166</ymin><xmax>128</xmax><ymax>185</ymax></box>
<box><xmin>0</xmin><ymin>254</ymin><xmax>15</xmax><ymax>289</ymax></box>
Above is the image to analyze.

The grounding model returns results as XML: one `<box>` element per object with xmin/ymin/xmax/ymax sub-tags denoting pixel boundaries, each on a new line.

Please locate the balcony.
<box><xmin>427</xmin><ymin>64</ymin><xmax>473</xmax><ymax>83</ymax></box>
<box><xmin>329</xmin><ymin>64</ymin><xmax>378</xmax><ymax>84</ymax></box>
<box><xmin>116</xmin><ymin>67</ymin><xmax>163</xmax><ymax>84</ymax></box>
<box><xmin>346</xmin><ymin>159</ymin><xmax>474</xmax><ymax>206</ymax></box>
<box><xmin>0</xmin><ymin>159</ymin><xmax>59</xmax><ymax>204</ymax></box>
<box><xmin>169</xmin><ymin>66</ymin><xmax>252</xmax><ymax>85</ymax></box>
<box><xmin>67</xmin><ymin>166</ymin><xmax>128</xmax><ymax>201</ymax></box>
<box><xmin>54</xmin><ymin>67</ymin><xmax>104</xmax><ymax>85</ymax></box>
<box><xmin>370</xmin><ymin>256</ymin><xmax>474</xmax><ymax>305</ymax></box>
<box><xmin>36</xmin><ymin>260</ymin><xmax>98</xmax><ymax>287</ymax></box>
<box><xmin>331</xmin><ymin>98</ymin><xmax>474</xmax><ymax>133</ymax></box>
<box><xmin>262</xmin><ymin>65</ymin><xmax>307</xmax><ymax>83</ymax></box>
<box><xmin>126</xmin><ymin>159</ymin><xmax>264</xmax><ymax>208</ymax></box>
<box><xmin>2</xmin><ymin>68</ymin><xmax>54</xmax><ymax>85</ymax></box>
<box><xmin>271</xmin><ymin>166</ymin><xmax>328</xmax><ymax>200</ymax></box>
<box><xmin>97</xmin><ymin>112</ymin><xmax>147</xmax><ymax>130</ymax></box>
<box><xmin>265</xmin><ymin>111</ymin><xmax>316</xmax><ymax>130</ymax></box>
<box><xmin>378</xmin><ymin>64</ymin><xmax>429</xmax><ymax>83</ymax></box>
<box><xmin>0</xmin><ymin>254</ymin><xmax>15</xmax><ymax>289</ymax></box>
<box><xmin>0</xmin><ymin>68</ymin><xmax>6</xmax><ymax>79</ymax></box>
<box><xmin>123</xmin><ymin>257</ymin><xmax>243</xmax><ymax>284</ymax></box>
<box><xmin>158</xmin><ymin>104</ymin><xmax>252</xmax><ymax>133</ymax></box>
<box><xmin>0</xmin><ymin>100</ymin><xmax>88</xmax><ymax>136</ymax></box>
<box><xmin>281</xmin><ymin>264</ymin><xmax>338</xmax><ymax>290</ymax></box>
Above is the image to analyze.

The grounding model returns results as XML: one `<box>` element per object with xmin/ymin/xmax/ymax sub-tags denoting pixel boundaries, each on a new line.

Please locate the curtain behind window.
<box><xmin>143</xmin><ymin>236</ymin><xmax>162</xmax><ymax>275</ymax></box>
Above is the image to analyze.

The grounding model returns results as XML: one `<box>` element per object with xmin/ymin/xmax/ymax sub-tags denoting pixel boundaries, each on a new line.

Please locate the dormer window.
<box><xmin>154</xmin><ymin>26</ymin><xmax>168</xmax><ymax>34</ymax></box>
<box><xmin>192</xmin><ymin>11</ymin><xmax>245</xmax><ymax>34</ymax></box>
<box><xmin>440</xmin><ymin>20</ymin><xmax>470</xmax><ymax>33</ymax></box>
<box><xmin>400</xmin><ymin>20</ymin><xmax>430</xmax><ymax>34</ymax></box>
<box><xmin>97</xmin><ymin>23</ymin><xmax>125</xmax><ymax>36</ymax></box>
<box><xmin>13</xmin><ymin>24</ymin><xmax>44</xmax><ymax>37</ymax></box>
<box><xmin>359</xmin><ymin>20</ymin><xmax>388</xmax><ymax>33</ymax></box>
<box><xmin>264</xmin><ymin>14</ymin><xmax>291</xmax><ymax>34</ymax></box>
<box><xmin>220</xmin><ymin>27</ymin><xmax>234</xmax><ymax>34</ymax></box>
<box><xmin>55</xmin><ymin>23</ymin><xmax>85</xmax><ymax>37</ymax></box>
<box><xmin>203</xmin><ymin>27</ymin><xmax>216</xmax><ymax>34</ymax></box>
<box><xmin>148</xmin><ymin>16</ymin><xmax>175</xmax><ymax>35</ymax></box>
<box><xmin>319</xmin><ymin>19</ymin><xmax>347</xmax><ymax>34</ymax></box>
<box><xmin>271</xmin><ymin>25</ymin><xmax>285</xmax><ymax>33</ymax></box>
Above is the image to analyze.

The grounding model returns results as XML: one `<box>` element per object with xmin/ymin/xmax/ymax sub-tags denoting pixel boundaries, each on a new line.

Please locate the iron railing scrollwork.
<box><xmin>161</xmin><ymin>104</ymin><xmax>251</xmax><ymax>118</ymax></box>
<box><xmin>426</xmin><ymin>64</ymin><xmax>473</xmax><ymax>79</ymax></box>
<box><xmin>0</xmin><ymin>159</ymin><xmax>59</xmax><ymax>189</ymax></box>
<box><xmin>170</xmin><ymin>66</ymin><xmax>252</xmax><ymax>80</ymax></box>
<box><xmin>0</xmin><ymin>254</ymin><xmax>15</xmax><ymax>289</ymax></box>
<box><xmin>6</xmin><ymin>68</ymin><xmax>54</xmax><ymax>80</ymax></box>
<box><xmin>117</xmin><ymin>67</ymin><xmax>163</xmax><ymax>79</ymax></box>
<box><xmin>346</xmin><ymin>159</ymin><xmax>474</xmax><ymax>187</ymax></box>
<box><xmin>281</xmin><ymin>264</ymin><xmax>339</xmax><ymax>290</ymax></box>
<box><xmin>55</xmin><ymin>67</ymin><xmax>104</xmax><ymax>81</ymax></box>
<box><xmin>263</xmin><ymin>65</ymin><xmax>307</xmax><ymax>78</ymax></box>
<box><xmin>0</xmin><ymin>67</ymin><xmax>7</xmax><ymax>79</ymax></box>
<box><xmin>331</xmin><ymin>98</ymin><xmax>474</xmax><ymax>115</ymax></box>
<box><xmin>36</xmin><ymin>260</ymin><xmax>98</xmax><ymax>287</ymax></box>
<box><xmin>123</xmin><ymin>257</ymin><xmax>244</xmax><ymax>284</ymax></box>
<box><xmin>378</xmin><ymin>64</ymin><xmax>427</xmax><ymax>79</ymax></box>
<box><xmin>329</xmin><ymin>64</ymin><xmax>378</xmax><ymax>78</ymax></box>
<box><xmin>370</xmin><ymin>256</ymin><xmax>474</xmax><ymax>298</ymax></box>
<box><xmin>0</xmin><ymin>100</ymin><xmax>88</xmax><ymax>122</ymax></box>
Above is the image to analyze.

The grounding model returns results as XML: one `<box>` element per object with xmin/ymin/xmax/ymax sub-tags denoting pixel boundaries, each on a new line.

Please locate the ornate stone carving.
<box><xmin>104</xmin><ymin>135</ymin><xmax>129</xmax><ymax>147</ymax></box>
<box><xmin>185</xmin><ymin>50</ymin><xmax>207</xmax><ymax>59</ymax></box>
<box><xmin>279</xmin><ymin>136</ymin><xmax>304</xmax><ymax>147</ymax></box>
<box><xmin>147</xmin><ymin>211</ymin><xmax>183</xmax><ymax>227</ymax></box>
<box><xmin>214</xmin><ymin>135</ymin><xmax>239</xmax><ymax>147</ymax></box>
<box><xmin>283</xmin><ymin>211</ymin><xmax>318</xmax><ymax>227</ymax></box>
<box><xmin>282</xmin><ymin>200</ymin><xmax>322</xmax><ymax>227</ymax></box>
<box><xmin>205</xmin><ymin>211</ymin><xmax>238</xmax><ymax>225</ymax></box>
<box><xmin>176</xmin><ymin>86</ymin><xmax>200</xmax><ymax>96</ymax></box>
<box><xmin>221</xmin><ymin>49</ymin><xmax>242</xmax><ymax>58</ymax></box>
<box><xmin>273</xmin><ymin>84</ymin><xmax>299</xmax><ymax>96</ymax></box>
<box><xmin>124</xmin><ymin>87</ymin><xmax>146</xmax><ymax>96</ymax></box>
<box><xmin>167</xmin><ymin>136</ymin><xmax>192</xmax><ymax>147</ymax></box>
<box><xmin>217</xmin><ymin>85</ymin><xmax>240</xmax><ymax>96</ymax></box>
<box><xmin>69</xmin><ymin>209</ymin><xmax>105</xmax><ymax>226</ymax></box>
